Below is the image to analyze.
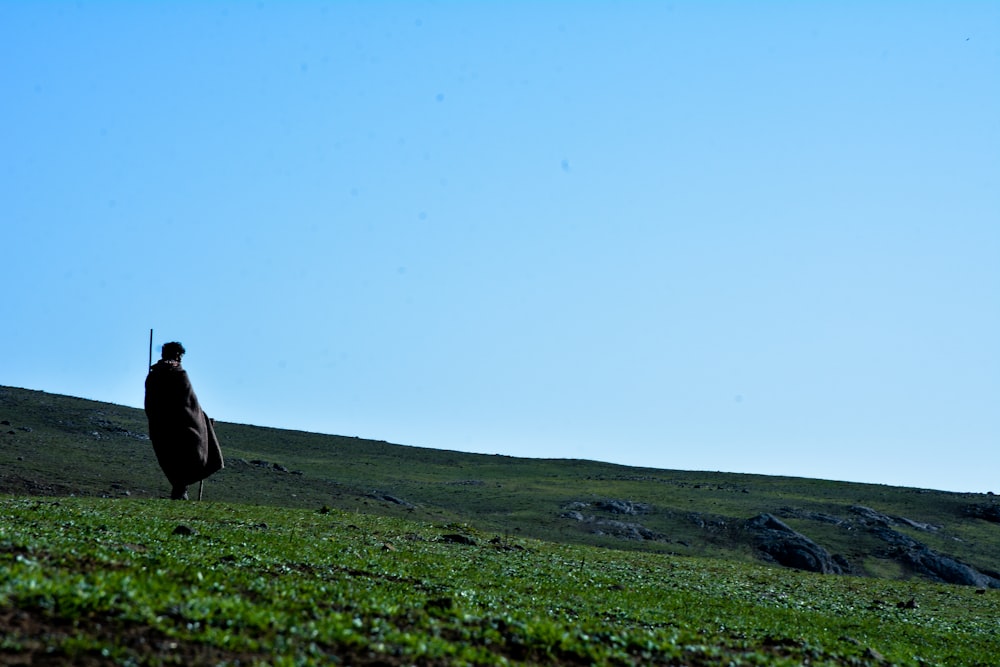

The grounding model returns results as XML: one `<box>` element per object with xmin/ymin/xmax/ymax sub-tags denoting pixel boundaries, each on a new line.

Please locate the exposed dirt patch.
<box><xmin>0</xmin><ymin>606</ymin><xmax>445</xmax><ymax>667</ymax></box>
<box><xmin>0</xmin><ymin>606</ymin><xmax>268</xmax><ymax>666</ymax></box>
<box><xmin>0</xmin><ymin>474</ymin><xmax>81</xmax><ymax>497</ymax></box>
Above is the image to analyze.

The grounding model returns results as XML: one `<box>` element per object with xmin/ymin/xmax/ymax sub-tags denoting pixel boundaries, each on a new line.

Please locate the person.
<box><xmin>144</xmin><ymin>341</ymin><xmax>224</xmax><ymax>499</ymax></box>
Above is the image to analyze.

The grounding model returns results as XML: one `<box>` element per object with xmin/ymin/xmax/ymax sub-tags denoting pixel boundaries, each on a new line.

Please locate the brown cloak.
<box><xmin>144</xmin><ymin>360</ymin><xmax>224</xmax><ymax>488</ymax></box>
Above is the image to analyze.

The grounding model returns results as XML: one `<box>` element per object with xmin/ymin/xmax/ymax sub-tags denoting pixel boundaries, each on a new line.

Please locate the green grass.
<box><xmin>5</xmin><ymin>384</ymin><xmax>1000</xmax><ymax>664</ymax></box>
<box><xmin>3</xmin><ymin>496</ymin><xmax>1000</xmax><ymax>666</ymax></box>
<box><xmin>4</xmin><ymin>385</ymin><xmax>999</xmax><ymax>583</ymax></box>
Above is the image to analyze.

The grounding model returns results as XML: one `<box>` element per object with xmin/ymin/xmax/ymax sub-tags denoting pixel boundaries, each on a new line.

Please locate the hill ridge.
<box><xmin>3</xmin><ymin>384</ymin><xmax>999</xmax><ymax>588</ymax></box>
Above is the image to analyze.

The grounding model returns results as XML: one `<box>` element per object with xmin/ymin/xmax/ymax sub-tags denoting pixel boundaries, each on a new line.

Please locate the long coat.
<box><xmin>144</xmin><ymin>360</ymin><xmax>224</xmax><ymax>488</ymax></box>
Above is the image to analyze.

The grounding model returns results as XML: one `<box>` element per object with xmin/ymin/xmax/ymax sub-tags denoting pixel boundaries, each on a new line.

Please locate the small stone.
<box><xmin>864</xmin><ymin>647</ymin><xmax>885</xmax><ymax>661</ymax></box>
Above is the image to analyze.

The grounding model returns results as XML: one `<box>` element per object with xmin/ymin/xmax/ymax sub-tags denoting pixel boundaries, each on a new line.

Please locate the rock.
<box><xmin>897</xmin><ymin>544</ymin><xmax>998</xmax><ymax>588</ymax></box>
<box><xmin>172</xmin><ymin>524</ymin><xmax>194</xmax><ymax>536</ymax></box>
<box><xmin>688</xmin><ymin>512</ymin><xmax>728</xmax><ymax>530</ymax></box>
<box><xmin>963</xmin><ymin>503</ymin><xmax>1000</xmax><ymax>524</ymax></box>
<box><xmin>592</xmin><ymin>499</ymin><xmax>652</xmax><ymax>516</ymax></box>
<box><xmin>563</xmin><ymin>499</ymin><xmax>653</xmax><ymax>517</ymax></box>
<box><xmin>439</xmin><ymin>533</ymin><xmax>477</xmax><ymax>546</ymax></box>
<box><xmin>776</xmin><ymin>507</ymin><xmax>846</xmax><ymax>526</ymax></box>
<box><xmin>368</xmin><ymin>492</ymin><xmax>414</xmax><ymax>509</ymax></box>
<box><xmin>590</xmin><ymin>519</ymin><xmax>662</xmax><ymax>541</ymax></box>
<box><xmin>870</xmin><ymin>524</ymin><xmax>1000</xmax><ymax>588</ymax></box>
<box><xmin>559</xmin><ymin>505</ymin><xmax>665</xmax><ymax>541</ymax></box>
<box><xmin>245</xmin><ymin>459</ymin><xmax>294</xmax><ymax>473</ymax></box>
<box><xmin>745</xmin><ymin>514</ymin><xmax>843</xmax><ymax>574</ymax></box>
<box><xmin>850</xmin><ymin>505</ymin><xmax>938</xmax><ymax>532</ymax></box>
<box><xmin>894</xmin><ymin>516</ymin><xmax>939</xmax><ymax>532</ymax></box>
<box><xmin>782</xmin><ymin>503</ymin><xmax>993</xmax><ymax>585</ymax></box>
<box><xmin>488</xmin><ymin>536</ymin><xmax>526</xmax><ymax>552</ymax></box>
<box><xmin>864</xmin><ymin>648</ymin><xmax>885</xmax><ymax>661</ymax></box>
<box><xmin>850</xmin><ymin>505</ymin><xmax>894</xmax><ymax>527</ymax></box>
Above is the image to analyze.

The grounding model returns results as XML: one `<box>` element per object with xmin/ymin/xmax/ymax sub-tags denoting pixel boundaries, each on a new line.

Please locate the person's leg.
<box><xmin>170</xmin><ymin>484</ymin><xmax>189</xmax><ymax>500</ymax></box>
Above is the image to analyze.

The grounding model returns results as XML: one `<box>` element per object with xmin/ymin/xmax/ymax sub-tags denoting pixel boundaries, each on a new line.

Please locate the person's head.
<box><xmin>161</xmin><ymin>341</ymin><xmax>186</xmax><ymax>362</ymax></box>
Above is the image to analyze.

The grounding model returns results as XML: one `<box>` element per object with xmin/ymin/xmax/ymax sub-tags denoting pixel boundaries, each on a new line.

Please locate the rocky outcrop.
<box><xmin>368</xmin><ymin>491</ymin><xmax>415</xmax><ymax>509</ymax></box>
<box><xmin>866</xmin><ymin>522</ymin><xmax>1000</xmax><ymax>589</ymax></box>
<box><xmin>745</xmin><ymin>513</ymin><xmax>843</xmax><ymax>574</ymax></box>
<box><xmin>963</xmin><ymin>503</ymin><xmax>1000</xmax><ymax>524</ymax></box>
<box><xmin>849</xmin><ymin>505</ymin><xmax>939</xmax><ymax>532</ymax></box>
<box><xmin>561</xmin><ymin>511</ymin><xmax>664</xmax><ymax>541</ymax></box>
<box><xmin>839</xmin><ymin>505</ymin><xmax>1000</xmax><ymax>587</ymax></box>
<box><xmin>775</xmin><ymin>507</ymin><xmax>847</xmax><ymax>526</ymax></box>
<box><xmin>775</xmin><ymin>504</ymin><xmax>1000</xmax><ymax>588</ymax></box>
<box><xmin>560</xmin><ymin>500</ymin><xmax>663</xmax><ymax>541</ymax></box>
<box><xmin>592</xmin><ymin>500</ymin><xmax>652</xmax><ymax>516</ymax></box>
<box><xmin>895</xmin><ymin>544</ymin><xmax>999</xmax><ymax>589</ymax></box>
<box><xmin>588</xmin><ymin>519</ymin><xmax>663</xmax><ymax>541</ymax></box>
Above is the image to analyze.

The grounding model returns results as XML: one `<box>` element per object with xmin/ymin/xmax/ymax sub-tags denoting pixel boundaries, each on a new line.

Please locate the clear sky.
<box><xmin>3</xmin><ymin>2</ymin><xmax>997</xmax><ymax>494</ymax></box>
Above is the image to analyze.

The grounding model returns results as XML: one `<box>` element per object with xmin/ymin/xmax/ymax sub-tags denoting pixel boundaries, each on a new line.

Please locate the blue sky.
<box><xmin>3</xmin><ymin>2</ymin><xmax>997</xmax><ymax>493</ymax></box>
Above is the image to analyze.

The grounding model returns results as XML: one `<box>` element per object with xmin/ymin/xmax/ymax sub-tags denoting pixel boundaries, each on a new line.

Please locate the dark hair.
<box><xmin>161</xmin><ymin>341</ymin><xmax>186</xmax><ymax>360</ymax></box>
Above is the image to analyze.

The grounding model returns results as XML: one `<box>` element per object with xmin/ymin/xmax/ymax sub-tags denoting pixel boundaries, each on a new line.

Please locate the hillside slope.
<box><xmin>3</xmin><ymin>385</ymin><xmax>999</xmax><ymax>587</ymax></box>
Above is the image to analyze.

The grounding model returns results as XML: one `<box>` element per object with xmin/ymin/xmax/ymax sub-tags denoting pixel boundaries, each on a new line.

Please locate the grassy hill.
<box><xmin>6</xmin><ymin>495</ymin><xmax>1000</xmax><ymax>666</ymax></box>
<box><xmin>4</xmin><ymin>384</ymin><xmax>1000</xmax><ymax>665</ymax></box>
<box><xmin>3</xmin><ymin>385</ymin><xmax>998</xmax><ymax>581</ymax></box>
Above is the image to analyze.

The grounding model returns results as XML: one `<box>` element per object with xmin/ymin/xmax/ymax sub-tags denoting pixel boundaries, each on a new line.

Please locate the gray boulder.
<box><xmin>746</xmin><ymin>513</ymin><xmax>843</xmax><ymax>574</ymax></box>
<box><xmin>590</xmin><ymin>519</ymin><xmax>662</xmax><ymax>541</ymax></box>
<box><xmin>898</xmin><ymin>546</ymin><xmax>999</xmax><ymax>588</ymax></box>
<box><xmin>870</xmin><ymin>524</ymin><xmax>1000</xmax><ymax>588</ymax></box>
<box><xmin>592</xmin><ymin>499</ymin><xmax>652</xmax><ymax>516</ymax></box>
<box><xmin>963</xmin><ymin>503</ymin><xmax>1000</xmax><ymax>524</ymax></box>
<box><xmin>850</xmin><ymin>505</ymin><xmax>939</xmax><ymax>532</ymax></box>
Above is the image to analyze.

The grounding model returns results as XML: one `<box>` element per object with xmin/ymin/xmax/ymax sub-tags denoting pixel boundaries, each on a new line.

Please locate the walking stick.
<box><xmin>199</xmin><ymin>479</ymin><xmax>204</xmax><ymax>501</ymax></box>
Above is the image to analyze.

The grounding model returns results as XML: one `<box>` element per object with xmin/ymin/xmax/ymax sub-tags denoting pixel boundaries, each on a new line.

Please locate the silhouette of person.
<box><xmin>144</xmin><ymin>342</ymin><xmax>224</xmax><ymax>499</ymax></box>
